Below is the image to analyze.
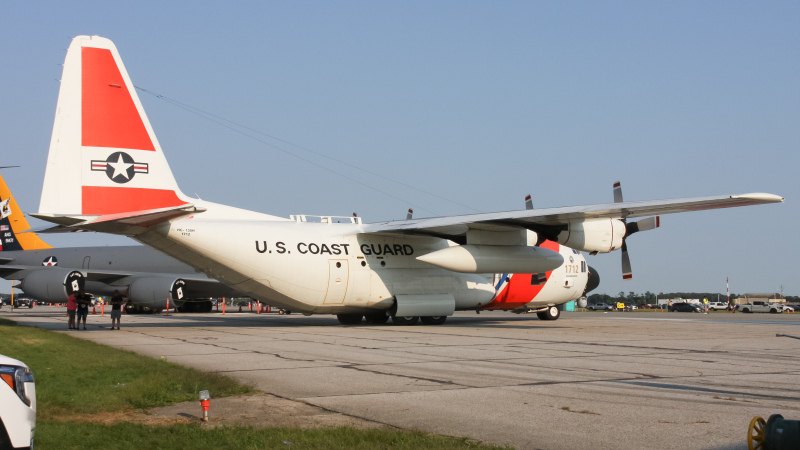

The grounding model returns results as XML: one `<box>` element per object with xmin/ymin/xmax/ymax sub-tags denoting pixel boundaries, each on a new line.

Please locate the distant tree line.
<box><xmin>588</xmin><ymin>292</ymin><xmax>800</xmax><ymax>305</ymax></box>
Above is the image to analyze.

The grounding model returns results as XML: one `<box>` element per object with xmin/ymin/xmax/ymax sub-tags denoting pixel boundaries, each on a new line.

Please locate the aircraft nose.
<box><xmin>584</xmin><ymin>266</ymin><xmax>600</xmax><ymax>295</ymax></box>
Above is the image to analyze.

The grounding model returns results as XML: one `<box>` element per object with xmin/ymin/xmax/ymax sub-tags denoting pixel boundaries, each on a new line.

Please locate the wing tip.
<box><xmin>731</xmin><ymin>193</ymin><xmax>784</xmax><ymax>203</ymax></box>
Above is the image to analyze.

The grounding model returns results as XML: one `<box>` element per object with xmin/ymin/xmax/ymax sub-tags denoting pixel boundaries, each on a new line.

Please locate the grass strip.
<box><xmin>36</xmin><ymin>422</ymin><xmax>503</xmax><ymax>449</ymax></box>
<box><xmin>0</xmin><ymin>317</ymin><xmax>505</xmax><ymax>449</ymax></box>
<box><xmin>0</xmin><ymin>317</ymin><xmax>253</xmax><ymax>420</ymax></box>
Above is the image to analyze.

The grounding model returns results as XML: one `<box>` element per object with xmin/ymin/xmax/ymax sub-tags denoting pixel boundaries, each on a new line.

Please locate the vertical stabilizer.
<box><xmin>39</xmin><ymin>35</ymin><xmax>189</xmax><ymax>218</ymax></box>
<box><xmin>0</xmin><ymin>174</ymin><xmax>52</xmax><ymax>250</ymax></box>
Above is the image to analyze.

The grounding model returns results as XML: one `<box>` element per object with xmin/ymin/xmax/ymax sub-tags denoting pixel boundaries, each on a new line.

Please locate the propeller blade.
<box><xmin>613</xmin><ymin>181</ymin><xmax>623</xmax><ymax>203</ymax></box>
<box><xmin>625</xmin><ymin>216</ymin><xmax>661</xmax><ymax>237</ymax></box>
<box><xmin>635</xmin><ymin>216</ymin><xmax>660</xmax><ymax>232</ymax></box>
<box><xmin>612</xmin><ymin>182</ymin><xmax>657</xmax><ymax>280</ymax></box>
<box><xmin>621</xmin><ymin>241</ymin><xmax>632</xmax><ymax>280</ymax></box>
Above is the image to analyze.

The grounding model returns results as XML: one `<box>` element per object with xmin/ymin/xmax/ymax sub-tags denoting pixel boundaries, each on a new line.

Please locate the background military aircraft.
<box><xmin>0</xmin><ymin>172</ymin><xmax>242</xmax><ymax>312</ymax></box>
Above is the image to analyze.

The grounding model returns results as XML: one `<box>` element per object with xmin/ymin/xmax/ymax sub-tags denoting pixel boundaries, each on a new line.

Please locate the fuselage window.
<box><xmin>531</xmin><ymin>273</ymin><xmax>545</xmax><ymax>285</ymax></box>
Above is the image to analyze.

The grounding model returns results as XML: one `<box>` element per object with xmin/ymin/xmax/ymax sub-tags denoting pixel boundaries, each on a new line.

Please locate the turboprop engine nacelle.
<box><xmin>18</xmin><ymin>268</ymin><xmax>85</xmax><ymax>302</ymax></box>
<box><xmin>128</xmin><ymin>277</ymin><xmax>187</xmax><ymax>309</ymax></box>
<box><xmin>416</xmin><ymin>245</ymin><xmax>564</xmax><ymax>274</ymax></box>
<box><xmin>556</xmin><ymin>219</ymin><xmax>625</xmax><ymax>253</ymax></box>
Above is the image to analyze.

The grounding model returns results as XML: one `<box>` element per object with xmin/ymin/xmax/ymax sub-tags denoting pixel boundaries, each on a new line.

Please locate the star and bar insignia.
<box><xmin>91</xmin><ymin>151</ymin><xmax>148</xmax><ymax>184</ymax></box>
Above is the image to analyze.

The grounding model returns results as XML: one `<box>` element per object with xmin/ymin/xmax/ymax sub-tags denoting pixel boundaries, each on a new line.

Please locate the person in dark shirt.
<box><xmin>109</xmin><ymin>290</ymin><xmax>125</xmax><ymax>330</ymax></box>
<box><xmin>75</xmin><ymin>290</ymin><xmax>90</xmax><ymax>330</ymax></box>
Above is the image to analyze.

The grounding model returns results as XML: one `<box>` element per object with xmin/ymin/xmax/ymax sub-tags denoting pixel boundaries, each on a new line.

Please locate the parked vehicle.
<box><xmin>0</xmin><ymin>297</ymin><xmax>35</xmax><ymax>309</ymax></box>
<box><xmin>0</xmin><ymin>354</ymin><xmax>36</xmax><ymax>449</ymax></box>
<box><xmin>587</xmin><ymin>303</ymin><xmax>614</xmax><ymax>311</ymax></box>
<box><xmin>12</xmin><ymin>297</ymin><xmax>34</xmax><ymax>309</ymax></box>
<box><xmin>670</xmin><ymin>302</ymin><xmax>702</xmax><ymax>313</ymax></box>
<box><xmin>739</xmin><ymin>301</ymin><xmax>785</xmax><ymax>314</ymax></box>
<box><xmin>707</xmin><ymin>301</ymin><xmax>730</xmax><ymax>311</ymax></box>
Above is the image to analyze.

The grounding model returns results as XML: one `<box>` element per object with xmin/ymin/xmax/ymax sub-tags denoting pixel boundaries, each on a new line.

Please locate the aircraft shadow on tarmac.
<box><xmin>5</xmin><ymin>310</ymin><xmax>566</xmax><ymax>331</ymax></box>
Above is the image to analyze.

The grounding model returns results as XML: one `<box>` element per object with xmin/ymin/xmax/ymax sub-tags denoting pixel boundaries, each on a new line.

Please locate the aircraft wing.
<box><xmin>0</xmin><ymin>265</ymin><xmax>25</xmax><ymax>279</ymax></box>
<box><xmin>360</xmin><ymin>193</ymin><xmax>783</xmax><ymax>240</ymax></box>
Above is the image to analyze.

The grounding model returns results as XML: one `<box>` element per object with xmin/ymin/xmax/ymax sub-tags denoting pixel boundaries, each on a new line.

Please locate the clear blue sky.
<box><xmin>1</xmin><ymin>1</ymin><xmax>797</xmax><ymax>297</ymax></box>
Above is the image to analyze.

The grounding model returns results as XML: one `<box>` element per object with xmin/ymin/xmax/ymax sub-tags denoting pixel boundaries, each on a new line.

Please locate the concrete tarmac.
<box><xmin>3</xmin><ymin>307</ymin><xmax>800</xmax><ymax>449</ymax></box>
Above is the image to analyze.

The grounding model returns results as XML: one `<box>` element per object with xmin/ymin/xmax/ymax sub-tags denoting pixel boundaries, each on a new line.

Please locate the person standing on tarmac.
<box><xmin>75</xmin><ymin>290</ymin><xmax>90</xmax><ymax>330</ymax></box>
<box><xmin>67</xmin><ymin>291</ymin><xmax>78</xmax><ymax>329</ymax></box>
<box><xmin>109</xmin><ymin>290</ymin><xmax>125</xmax><ymax>330</ymax></box>
<box><xmin>703</xmin><ymin>297</ymin><xmax>709</xmax><ymax>314</ymax></box>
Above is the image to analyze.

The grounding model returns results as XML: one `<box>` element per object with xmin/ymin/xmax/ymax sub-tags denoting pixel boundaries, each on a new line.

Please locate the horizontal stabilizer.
<box><xmin>31</xmin><ymin>204</ymin><xmax>204</xmax><ymax>234</ymax></box>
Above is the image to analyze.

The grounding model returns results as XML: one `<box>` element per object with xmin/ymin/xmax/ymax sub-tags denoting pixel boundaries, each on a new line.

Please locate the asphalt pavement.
<box><xmin>4</xmin><ymin>306</ymin><xmax>799</xmax><ymax>450</ymax></box>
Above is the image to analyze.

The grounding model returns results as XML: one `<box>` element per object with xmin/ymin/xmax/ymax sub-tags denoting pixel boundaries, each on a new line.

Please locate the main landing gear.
<box><xmin>536</xmin><ymin>306</ymin><xmax>561</xmax><ymax>321</ymax></box>
<box><xmin>335</xmin><ymin>314</ymin><xmax>448</xmax><ymax>326</ymax></box>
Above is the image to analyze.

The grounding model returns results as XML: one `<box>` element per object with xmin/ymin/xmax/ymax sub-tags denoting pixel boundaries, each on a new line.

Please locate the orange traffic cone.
<box><xmin>238</xmin><ymin>305</ymin><xmax>242</xmax><ymax>312</ymax></box>
<box><xmin>92</xmin><ymin>305</ymin><xmax>96</xmax><ymax>314</ymax></box>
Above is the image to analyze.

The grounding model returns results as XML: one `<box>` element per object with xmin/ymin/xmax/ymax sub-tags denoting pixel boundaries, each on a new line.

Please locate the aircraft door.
<box><xmin>324</xmin><ymin>260</ymin><xmax>349</xmax><ymax>304</ymax></box>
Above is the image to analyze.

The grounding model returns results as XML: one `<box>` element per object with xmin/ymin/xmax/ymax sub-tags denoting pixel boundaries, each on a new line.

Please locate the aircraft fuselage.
<box><xmin>133</xmin><ymin>212</ymin><xmax>588</xmax><ymax>314</ymax></box>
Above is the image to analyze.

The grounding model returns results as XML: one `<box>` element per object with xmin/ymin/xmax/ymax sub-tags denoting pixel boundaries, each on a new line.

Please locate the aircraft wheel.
<box><xmin>336</xmin><ymin>314</ymin><xmax>363</xmax><ymax>325</ymax></box>
<box><xmin>747</xmin><ymin>416</ymin><xmax>766</xmax><ymax>450</ymax></box>
<box><xmin>278</xmin><ymin>309</ymin><xmax>286</xmax><ymax>315</ymax></box>
<box><xmin>392</xmin><ymin>316</ymin><xmax>419</xmax><ymax>325</ymax></box>
<box><xmin>420</xmin><ymin>316</ymin><xmax>447</xmax><ymax>325</ymax></box>
<box><xmin>537</xmin><ymin>306</ymin><xmax>561</xmax><ymax>321</ymax></box>
<box><xmin>364</xmin><ymin>312</ymin><xmax>390</xmax><ymax>324</ymax></box>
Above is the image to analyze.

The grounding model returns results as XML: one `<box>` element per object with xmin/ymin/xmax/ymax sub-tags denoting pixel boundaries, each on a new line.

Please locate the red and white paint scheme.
<box><xmin>35</xmin><ymin>36</ymin><xmax>783</xmax><ymax>325</ymax></box>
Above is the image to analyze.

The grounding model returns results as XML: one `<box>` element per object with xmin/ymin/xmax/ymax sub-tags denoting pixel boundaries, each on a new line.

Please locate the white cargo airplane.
<box><xmin>33</xmin><ymin>36</ymin><xmax>783</xmax><ymax>325</ymax></box>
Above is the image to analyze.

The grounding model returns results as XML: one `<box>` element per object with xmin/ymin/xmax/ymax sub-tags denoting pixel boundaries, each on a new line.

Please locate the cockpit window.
<box><xmin>531</xmin><ymin>273</ymin><xmax>546</xmax><ymax>285</ymax></box>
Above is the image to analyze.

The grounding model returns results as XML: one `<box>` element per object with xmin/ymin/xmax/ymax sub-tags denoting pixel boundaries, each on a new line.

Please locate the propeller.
<box><xmin>613</xmin><ymin>181</ymin><xmax>660</xmax><ymax>280</ymax></box>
